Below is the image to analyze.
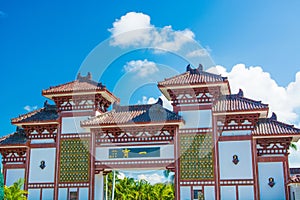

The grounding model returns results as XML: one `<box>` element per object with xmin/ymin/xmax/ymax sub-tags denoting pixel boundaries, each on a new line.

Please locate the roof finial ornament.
<box><xmin>270</xmin><ymin>112</ymin><xmax>277</xmax><ymax>120</ymax></box>
<box><xmin>44</xmin><ymin>100</ymin><xmax>50</xmax><ymax>108</ymax></box>
<box><xmin>156</xmin><ymin>98</ymin><xmax>163</xmax><ymax>106</ymax></box>
<box><xmin>87</xmin><ymin>72</ymin><xmax>92</xmax><ymax>80</ymax></box>
<box><xmin>198</xmin><ymin>64</ymin><xmax>203</xmax><ymax>71</ymax></box>
<box><xmin>186</xmin><ymin>64</ymin><xmax>192</xmax><ymax>72</ymax></box>
<box><xmin>237</xmin><ymin>89</ymin><xmax>244</xmax><ymax>97</ymax></box>
<box><xmin>77</xmin><ymin>73</ymin><xmax>82</xmax><ymax>80</ymax></box>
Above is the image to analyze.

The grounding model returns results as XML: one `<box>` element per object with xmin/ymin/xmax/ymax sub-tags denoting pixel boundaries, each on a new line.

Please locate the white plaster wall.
<box><xmin>6</xmin><ymin>168</ymin><xmax>25</xmax><ymax>186</ymax></box>
<box><xmin>30</xmin><ymin>139</ymin><xmax>55</xmax><ymax>144</ymax></box>
<box><xmin>28</xmin><ymin>189</ymin><xmax>40</xmax><ymax>200</ymax></box>
<box><xmin>42</xmin><ymin>188</ymin><xmax>54</xmax><ymax>200</ymax></box>
<box><xmin>222</xmin><ymin>130</ymin><xmax>251</xmax><ymax>136</ymax></box>
<box><xmin>258</xmin><ymin>162</ymin><xmax>285</xmax><ymax>200</ymax></box>
<box><xmin>95</xmin><ymin>144</ymin><xmax>174</xmax><ymax>161</ymax></box>
<box><xmin>79</xmin><ymin>188</ymin><xmax>89</xmax><ymax>200</ymax></box>
<box><xmin>95</xmin><ymin>173</ymin><xmax>104</xmax><ymax>200</ymax></box>
<box><xmin>180</xmin><ymin>186</ymin><xmax>191</xmax><ymax>200</ymax></box>
<box><xmin>179</xmin><ymin>110</ymin><xmax>212</xmax><ymax>128</ymax></box>
<box><xmin>220</xmin><ymin>186</ymin><xmax>236</xmax><ymax>200</ymax></box>
<box><xmin>204</xmin><ymin>186</ymin><xmax>215</xmax><ymax>200</ymax></box>
<box><xmin>58</xmin><ymin>188</ymin><xmax>67</xmax><ymax>199</ymax></box>
<box><xmin>238</xmin><ymin>186</ymin><xmax>254</xmax><ymax>200</ymax></box>
<box><xmin>29</xmin><ymin>148</ymin><xmax>56</xmax><ymax>183</ymax></box>
<box><xmin>62</xmin><ymin>116</ymin><xmax>89</xmax><ymax>134</ymax></box>
<box><xmin>290</xmin><ymin>186</ymin><xmax>300</xmax><ymax>200</ymax></box>
<box><xmin>218</xmin><ymin>140</ymin><xmax>253</xmax><ymax>179</ymax></box>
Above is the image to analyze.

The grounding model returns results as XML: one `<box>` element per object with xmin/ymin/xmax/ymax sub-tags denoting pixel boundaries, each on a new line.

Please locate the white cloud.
<box><xmin>207</xmin><ymin>64</ymin><xmax>300</xmax><ymax>125</ymax></box>
<box><xmin>24</xmin><ymin>105</ymin><xmax>38</xmax><ymax>112</ymax></box>
<box><xmin>137</xmin><ymin>95</ymin><xmax>172</xmax><ymax>111</ymax></box>
<box><xmin>124</xmin><ymin>59</ymin><xmax>159</xmax><ymax>77</ymax></box>
<box><xmin>109</xmin><ymin>12</ymin><xmax>195</xmax><ymax>52</ymax></box>
<box><xmin>186</xmin><ymin>48</ymin><xmax>210</xmax><ymax>58</ymax></box>
<box><xmin>137</xmin><ymin>173</ymin><xmax>164</xmax><ymax>185</ymax></box>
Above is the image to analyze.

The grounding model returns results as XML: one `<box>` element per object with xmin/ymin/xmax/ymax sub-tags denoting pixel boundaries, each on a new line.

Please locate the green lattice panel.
<box><xmin>59</xmin><ymin>139</ymin><xmax>90</xmax><ymax>183</ymax></box>
<box><xmin>180</xmin><ymin>134</ymin><xmax>214</xmax><ymax>180</ymax></box>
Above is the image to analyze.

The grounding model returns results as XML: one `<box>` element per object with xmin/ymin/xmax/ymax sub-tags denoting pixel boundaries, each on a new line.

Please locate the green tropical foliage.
<box><xmin>104</xmin><ymin>171</ymin><xmax>174</xmax><ymax>200</ymax></box>
<box><xmin>290</xmin><ymin>142</ymin><xmax>298</xmax><ymax>151</ymax></box>
<box><xmin>0</xmin><ymin>169</ymin><xmax>4</xmax><ymax>200</ymax></box>
<box><xmin>4</xmin><ymin>179</ymin><xmax>28</xmax><ymax>200</ymax></box>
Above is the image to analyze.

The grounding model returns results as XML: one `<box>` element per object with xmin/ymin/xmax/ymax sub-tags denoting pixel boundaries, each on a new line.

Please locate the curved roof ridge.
<box><xmin>11</xmin><ymin>108</ymin><xmax>44</xmax><ymax>123</ymax></box>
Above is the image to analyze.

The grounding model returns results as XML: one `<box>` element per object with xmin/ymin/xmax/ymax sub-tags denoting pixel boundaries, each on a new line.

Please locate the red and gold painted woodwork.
<box><xmin>53</xmin><ymin>93</ymin><xmax>111</xmax><ymax>112</ymax></box>
<box><xmin>167</xmin><ymin>86</ymin><xmax>221</xmax><ymax>106</ymax></box>
<box><xmin>0</xmin><ymin>148</ymin><xmax>27</xmax><ymax>164</ymax></box>
<box><xmin>256</xmin><ymin>137</ymin><xmax>292</xmax><ymax>156</ymax></box>
<box><xmin>59</xmin><ymin>139</ymin><xmax>90</xmax><ymax>183</ymax></box>
<box><xmin>216</xmin><ymin>113</ymin><xmax>260</xmax><ymax>133</ymax></box>
<box><xmin>22</xmin><ymin>124</ymin><xmax>58</xmax><ymax>140</ymax></box>
<box><xmin>179</xmin><ymin>132</ymin><xmax>214</xmax><ymax>181</ymax></box>
<box><xmin>92</xmin><ymin>125</ymin><xmax>176</xmax><ymax>145</ymax></box>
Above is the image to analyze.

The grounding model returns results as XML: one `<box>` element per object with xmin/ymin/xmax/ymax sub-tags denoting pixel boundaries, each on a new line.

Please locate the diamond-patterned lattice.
<box><xmin>180</xmin><ymin>133</ymin><xmax>214</xmax><ymax>180</ymax></box>
<box><xmin>59</xmin><ymin>139</ymin><xmax>90</xmax><ymax>182</ymax></box>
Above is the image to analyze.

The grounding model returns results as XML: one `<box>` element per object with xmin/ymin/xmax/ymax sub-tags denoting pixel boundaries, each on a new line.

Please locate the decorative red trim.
<box><xmin>3</xmin><ymin>163</ymin><xmax>25</xmax><ymax>168</ymax></box>
<box><xmin>96</xmin><ymin>141</ymin><xmax>172</xmax><ymax>147</ymax></box>
<box><xmin>93</xmin><ymin>125</ymin><xmax>177</xmax><ymax>144</ymax></box>
<box><xmin>174</xmin><ymin>126</ymin><xmax>180</xmax><ymax>200</ymax></box>
<box><xmin>252</xmin><ymin>139</ymin><xmax>259</xmax><ymax>199</ymax></box>
<box><xmin>60</xmin><ymin>133</ymin><xmax>91</xmax><ymax>139</ymax></box>
<box><xmin>0</xmin><ymin>148</ymin><xmax>27</xmax><ymax>164</ymax></box>
<box><xmin>213</xmin><ymin>116</ymin><xmax>220</xmax><ymax>200</ymax></box>
<box><xmin>89</xmin><ymin>131</ymin><xmax>95</xmax><ymax>200</ymax></box>
<box><xmin>30</xmin><ymin>143</ymin><xmax>56</xmax><ymax>148</ymax></box>
<box><xmin>3</xmin><ymin>168</ymin><xmax>6</xmax><ymax>185</ymax></box>
<box><xmin>174</xmin><ymin>104</ymin><xmax>212</xmax><ymax>112</ymax></box>
<box><xmin>219</xmin><ymin>179</ymin><xmax>254</xmax><ymax>185</ymax></box>
<box><xmin>284</xmin><ymin>156</ymin><xmax>290</xmax><ymax>200</ymax></box>
<box><xmin>40</xmin><ymin>188</ymin><xmax>43</xmax><ymax>200</ymax></box>
<box><xmin>256</xmin><ymin>138</ymin><xmax>291</xmax><ymax>156</ymax></box>
<box><xmin>54</xmin><ymin>117</ymin><xmax>62</xmax><ymax>200</ymax></box>
<box><xmin>179</xmin><ymin>128</ymin><xmax>213</xmax><ymax>134</ymax></box>
<box><xmin>28</xmin><ymin>183</ymin><xmax>55</xmax><ymax>188</ymax></box>
<box><xmin>257</xmin><ymin>156</ymin><xmax>285</xmax><ymax>162</ymax></box>
<box><xmin>218</xmin><ymin>135</ymin><xmax>252</xmax><ymax>141</ymax></box>
<box><xmin>95</xmin><ymin>159</ymin><xmax>174</xmax><ymax>169</ymax></box>
<box><xmin>180</xmin><ymin>181</ymin><xmax>215</xmax><ymax>186</ymax></box>
<box><xmin>59</xmin><ymin>111</ymin><xmax>96</xmax><ymax>117</ymax></box>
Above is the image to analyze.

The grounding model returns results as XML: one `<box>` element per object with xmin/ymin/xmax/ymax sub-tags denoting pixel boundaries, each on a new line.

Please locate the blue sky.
<box><xmin>1</xmin><ymin>1</ymin><xmax>300</xmax><ymax>166</ymax></box>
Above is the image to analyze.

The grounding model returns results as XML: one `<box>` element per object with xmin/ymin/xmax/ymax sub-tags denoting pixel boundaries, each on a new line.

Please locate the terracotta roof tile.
<box><xmin>81</xmin><ymin>98</ymin><xmax>182</xmax><ymax>126</ymax></box>
<box><xmin>11</xmin><ymin>103</ymin><xmax>58</xmax><ymax>124</ymax></box>
<box><xmin>0</xmin><ymin>128</ymin><xmax>27</xmax><ymax>145</ymax></box>
<box><xmin>42</xmin><ymin>79</ymin><xmax>105</xmax><ymax>95</ymax></box>
<box><xmin>213</xmin><ymin>91</ymin><xmax>268</xmax><ymax>112</ymax></box>
<box><xmin>252</xmin><ymin>113</ymin><xmax>300</xmax><ymax>136</ymax></box>
<box><xmin>158</xmin><ymin>65</ymin><xmax>227</xmax><ymax>86</ymax></box>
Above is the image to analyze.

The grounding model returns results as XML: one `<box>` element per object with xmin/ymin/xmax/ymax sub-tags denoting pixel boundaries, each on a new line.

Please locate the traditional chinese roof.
<box><xmin>252</xmin><ymin>113</ymin><xmax>300</xmax><ymax>139</ymax></box>
<box><xmin>0</xmin><ymin>128</ymin><xmax>27</xmax><ymax>146</ymax></box>
<box><xmin>81</xmin><ymin>98</ymin><xmax>183</xmax><ymax>127</ymax></box>
<box><xmin>213</xmin><ymin>89</ymin><xmax>269</xmax><ymax>115</ymax></box>
<box><xmin>11</xmin><ymin>101</ymin><xmax>58</xmax><ymax>124</ymax></box>
<box><xmin>158</xmin><ymin>64</ymin><xmax>227</xmax><ymax>86</ymax></box>
<box><xmin>42</xmin><ymin>73</ymin><xmax>119</xmax><ymax>102</ymax></box>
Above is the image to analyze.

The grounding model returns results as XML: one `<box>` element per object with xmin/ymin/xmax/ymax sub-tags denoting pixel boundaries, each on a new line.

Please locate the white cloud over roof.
<box><xmin>108</xmin><ymin>12</ymin><xmax>195</xmax><ymax>52</ymax></box>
